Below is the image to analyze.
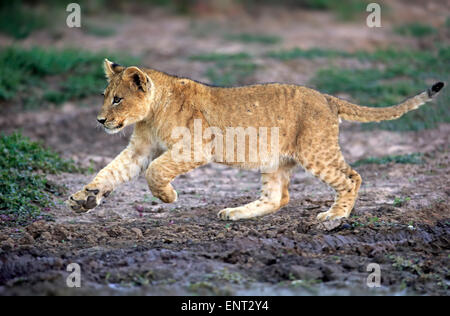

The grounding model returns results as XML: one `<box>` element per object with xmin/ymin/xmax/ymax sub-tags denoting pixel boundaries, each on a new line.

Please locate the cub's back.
<box><xmin>200</xmin><ymin>83</ymin><xmax>330</xmax><ymax>129</ymax></box>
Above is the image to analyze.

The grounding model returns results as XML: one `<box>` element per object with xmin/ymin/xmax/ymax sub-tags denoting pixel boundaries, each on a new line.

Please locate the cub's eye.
<box><xmin>112</xmin><ymin>96</ymin><xmax>123</xmax><ymax>105</ymax></box>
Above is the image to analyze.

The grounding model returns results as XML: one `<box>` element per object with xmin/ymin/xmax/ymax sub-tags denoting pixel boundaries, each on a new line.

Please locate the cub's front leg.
<box><xmin>68</xmin><ymin>138</ymin><xmax>151</xmax><ymax>213</ymax></box>
<box><xmin>145</xmin><ymin>150</ymin><xmax>204</xmax><ymax>204</ymax></box>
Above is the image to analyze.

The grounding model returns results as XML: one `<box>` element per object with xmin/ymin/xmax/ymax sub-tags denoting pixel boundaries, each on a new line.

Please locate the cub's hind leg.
<box><xmin>296</xmin><ymin>120</ymin><xmax>362</xmax><ymax>221</ymax></box>
<box><xmin>315</xmin><ymin>161</ymin><xmax>361</xmax><ymax>221</ymax></box>
<box><xmin>299</xmin><ymin>147</ymin><xmax>361</xmax><ymax>221</ymax></box>
<box><xmin>218</xmin><ymin>164</ymin><xmax>293</xmax><ymax>221</ymax></box>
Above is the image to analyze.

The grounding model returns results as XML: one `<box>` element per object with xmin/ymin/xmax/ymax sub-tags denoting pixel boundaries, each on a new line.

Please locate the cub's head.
<box><xmin>97</xmin><ymin>59</ymin><xmax>153</xmax><ymax>134</ymax></box>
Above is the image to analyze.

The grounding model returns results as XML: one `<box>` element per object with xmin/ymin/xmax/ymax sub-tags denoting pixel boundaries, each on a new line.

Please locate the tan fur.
<box><xmin>67</xmin><ymin>59</ymin><xmax>443</xmax><ymax>221</ymax></box>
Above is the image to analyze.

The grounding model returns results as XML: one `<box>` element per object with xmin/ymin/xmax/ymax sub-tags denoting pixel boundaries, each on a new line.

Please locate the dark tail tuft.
<box><xmin>428</xmin><ymin>82</ymin><xmax>444</xmax><ymax>97</ymax></box>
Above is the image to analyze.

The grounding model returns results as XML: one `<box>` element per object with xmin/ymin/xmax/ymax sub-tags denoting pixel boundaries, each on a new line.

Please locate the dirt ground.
<box><xmin>0</xmin><ymin>1</ymin><xmax>449</xmax><ymax>295</ymax></box>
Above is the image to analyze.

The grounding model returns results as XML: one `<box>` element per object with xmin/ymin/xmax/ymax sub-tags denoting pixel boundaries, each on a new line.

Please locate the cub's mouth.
<box><xmin>103</xmin><ymin>122</ymin><xmax>124</xmax><ymax>134</ymax></box>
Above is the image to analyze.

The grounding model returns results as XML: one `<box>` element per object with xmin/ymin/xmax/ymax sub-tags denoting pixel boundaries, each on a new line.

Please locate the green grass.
<box><xmin>310</xmin><ymin>46</ymin><xmax>450</xmax><ymax>131</ymax></box>
<box><xmin>189</xmin><ymin>52</ymin><xmax>252</xmax><ymax>62</ymax></box>
<box><xmin>0</xmin><ymin>132</ymin><xmax>78</xmax><ymax>226</ymax></box>
<box><xmin>0</xmin><ymin>46</ymin><xmax>140</xmax><ymax>108</ymax></box>
<box><xmin>302</xmin><ymin>0</ymin><xmax>370</xmax><ymax>20</ymax></box>
<box><xmin>190</xmin><ymin>52</ymin><xmax>257</xmax><ymax>86</ymax></box>
<box><xmin>240</xmin><ymin>0</ymin><xmax>370</xmax><ymax>20</ymax></box>
<box><xmin>224</xmin><ymin>33</ymin><xmax>281</xmax><ymax>45</ymax></box>
<box><xmin>352</xmin><ymin>153</ymin><xmax>423</xmax><ymax>167</ymax></box>
<box><xmin>0</xmin><ymin>1</ymin><xmax>46</xmax><ymax>39</ymax></box>
<box><xmin>205</xmin><ymin>60</ymin><xmax>258</xmax><ymax>86</ymax></box>
<box><xmin>267</xmin><ymin>47</ymin><xmax>352</xmax><ymax>60</ymax></box>
<box><xmin>83</xmin><ymin>23</ymin><xmax>116</xmax><ymax>37</ymax></box>
<box><xmin>394</xmin><ymin>22</ymin><xmax>437</xmax><ymax>38</ymax></box>
<box><xmin>393</xmin><ymin>197</ymin><xmax>411</xmax><ymax>207</ymax></box>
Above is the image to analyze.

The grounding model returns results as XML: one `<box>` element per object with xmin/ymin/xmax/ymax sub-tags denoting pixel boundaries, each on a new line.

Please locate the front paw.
<box><xmin>67</xmin><ymin>186</ymin><xmax>110</xmax><ymax>213</ymax></box>
<box><xmin>151</xmin><ymin>184</ymin><xmax>177</xmax><ymax>203</ymax></box>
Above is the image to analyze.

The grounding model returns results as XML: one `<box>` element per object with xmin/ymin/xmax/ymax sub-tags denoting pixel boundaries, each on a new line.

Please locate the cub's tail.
<box><xmin>325</xmin><ymin>82</ymin><xmax>444</xmax><ymax>122</ymax></box>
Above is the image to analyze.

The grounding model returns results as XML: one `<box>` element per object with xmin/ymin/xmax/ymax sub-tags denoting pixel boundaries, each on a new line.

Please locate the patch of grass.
<box><xmin>83</xmin><ymin>23</ymin><xmax>116</xmax><ymax>37</ymax></box>
<box><xmin>393</xmin><ymin>197</ymin><xmax>411</xmax><ymax>207</ymax></box>
<box><xmin>205</xmin><ymin>60</ymin><xmax>258</xmax><ymax>86</ymax></box>
<box><xmin>267</xmin><ymin>47</ymin><xmax>352</xmax><ymax>60</ymax></box>
<box><xmin>389</xmin><ymin>255</ymin><xmax>422</xmax><ymax>276</ymax></box>
<box><xmin>105</xmin><ymin>270</ymin><xmax>155</xmax><ymax>287</ymax></box>
<box><xmin>0</xmin><ymin>132</ymin><xmax>78</xmax><ymax>226</ymax></box>
<box><xmin>352</xmin><ymin>153</ymin><xmax>423</xmax><ymax>167</ymax></box>
<box><xmin>188</xmin><ymin>281</ymin><xmax>216</xmax><ymax>293</ymax></box>
<box><xmin>394</xmin><ymin>22</ymin><xmax>437</xmax><ymax>38</ymax></box>
<box><xmin>302</xmin><ymin>0</ymin><xmax>370</xmax><ymax>20</ymax></box>
<box><xmin>190</xmin><ymin>51</ymin><xmax>257</xmax><ymax>86</ymax></box>
<box><xmin>310</xmin><ymin>46</ymin><xmax>450</xmax><ymax>131</ymax></box>
<box><xmin>241</xmin><ymin>0</ymin><xmax>370</xmax><ymax>20</ymax></box>
<box><xmin>189</xmin><ymin>52</ymin><xmax>252</xmax><ymax>62</ymax></box>
<box><xmin>225</xmin><ymin>33</ymin><xmax>281</xmax><ymax>45</ymax></box>
<box><xmin>0</xmin><ymin>46</ymin><xmax>139</xmax><ymax>108</ymax></box>
<box><xmin>0</xmin><ymin>1</ymin><xmax>46</xmax><ymax>39</ymax></box>
<box><xmin>205</xmin><ymin>268</ymin><xmax>248</xmax><ymax>284</ymax></box>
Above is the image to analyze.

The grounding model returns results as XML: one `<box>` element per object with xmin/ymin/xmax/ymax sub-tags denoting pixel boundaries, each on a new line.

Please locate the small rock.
<box><xmin>54</xmin><ymin>227</ymin><xmax>70</xmax><ymax>241</ymax></box>
<box><xmin>144</xmin><ymin>229</ymin><xmax>152</xmax><ymax>235</ymax></box>
<box><xmin>297</xmin><ymin>222</ymin><xmax>310</xmax><ymax>233</ymax></box>
<box><xmin>321</xmin><ymin>265</ymin><xmax>340</xmax><ymax>281</ymax></box>
<box><xmin>54</xmin><ymin>258</ymin><xmax>64</xmax><ymax>269</ymax></box>
<box><xmin>1</xmin><ymin>238</ymin><xmax>14</xmax><ymax>251</ymax></box>
<box><xmin>19</xmin><ymin>233</ymin><xmax>34</xmax><ymax>245</ymax></box>
<box><xmin>85</xmin><ymin>235</ymin><xmax>98</xmax><ymax>244</ymax></box>
<box><xmin>89</xmin><ymin>261</ymin><xmax>99</xmax><ymax>269</ymax></box>
<box><xmin>290</xmin><ymin>265</ymin><xmax>323</xmax><ymax>280</ymax></box>
<box><xmin>341</xmin><ymin>223</ymin><xmax>352</xmax><ymax>230</ymax></box>
<box><xmin>341</xmin><ymin>258</ymin><xmax>358</xmax><ymax>270</ymax></box>
<box><xmin>317</xmin><ymin>219</ymin><xmax>342</xmax><ymax>231</ymax></box>
<box><xmin>41</xmin><ymin>232</ymin><xmax>52</xmax><ymax>240</ymax></box>
<box><xmin>26</xmin><ymin>220</ymin><xmax>49</xmax><ymax>238</ymax></box>
<box><xmin>131</xmin><ymin>228</ymin><xmax>143</xmax><ymax>238</ymax></box>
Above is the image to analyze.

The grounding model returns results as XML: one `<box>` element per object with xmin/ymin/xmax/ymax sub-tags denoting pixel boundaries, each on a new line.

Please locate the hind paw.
<box><xmin>218</xmin><ymin>207</ymin><xmax>250</xmax><ymax>221</ymax></box>
<box><xmin>316</xmin><ymin>210</ymin><xmax>348</xmax><ymax>221</ymax></box>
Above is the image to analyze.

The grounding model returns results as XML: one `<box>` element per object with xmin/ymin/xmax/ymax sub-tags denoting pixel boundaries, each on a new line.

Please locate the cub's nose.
<box><xmin>97</xmin><ymin>118</ymin><xmax>106</xmax><ymax>124</ymax></box>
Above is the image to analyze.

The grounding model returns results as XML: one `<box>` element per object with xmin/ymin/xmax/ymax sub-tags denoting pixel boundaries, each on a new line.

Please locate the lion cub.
<box><xmin>67</xmin><ymin>59</ymin><xmax>444</xmax><ymax>221</ymax></box>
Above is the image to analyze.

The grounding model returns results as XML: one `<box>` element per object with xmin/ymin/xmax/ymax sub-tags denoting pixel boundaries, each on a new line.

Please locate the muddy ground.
<box><xmin>0</xmin><ymin>1</ymin><xmax>449</xmax><ymax>295</ymax></box>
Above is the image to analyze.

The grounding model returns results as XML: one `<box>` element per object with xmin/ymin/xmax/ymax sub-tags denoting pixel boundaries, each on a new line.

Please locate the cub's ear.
<box><xmin>123</xmin><ymin>66</ymin><xmax>149</xmax><ymax>92</ymax></box>
<box><xmin>103</xmin><ymin>59</ymin><xmax>124</xmax><ymax>81</ymax></box>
